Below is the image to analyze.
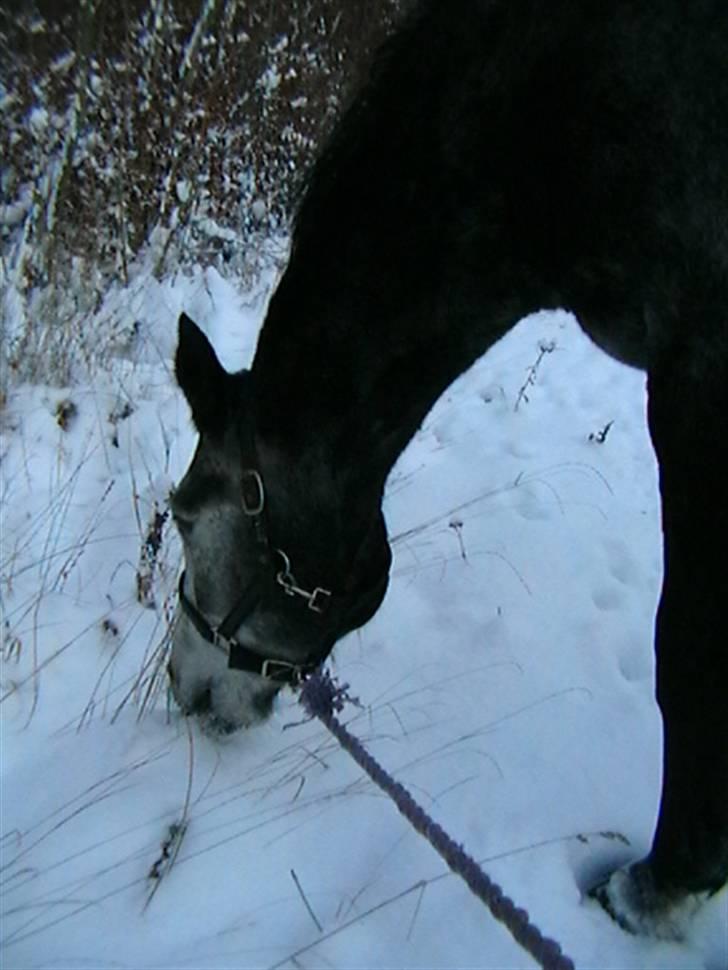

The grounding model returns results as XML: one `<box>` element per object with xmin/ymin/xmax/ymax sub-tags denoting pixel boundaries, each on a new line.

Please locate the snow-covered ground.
<box><xmin>1</xmin><ymin>266</ymin><xmax>726</xmax><ymax>969</ymax></box>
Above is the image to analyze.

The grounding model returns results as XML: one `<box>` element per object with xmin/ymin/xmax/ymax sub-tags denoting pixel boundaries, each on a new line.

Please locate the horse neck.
<box><xmin>250</xmin><ymin>257</ymin><xmax>506</xmax><ymax>521</ymax></box>
<box><xmin>250</xmin><ymin>82</ymin><xmax>541</xmax><ymax>523</ymax></box>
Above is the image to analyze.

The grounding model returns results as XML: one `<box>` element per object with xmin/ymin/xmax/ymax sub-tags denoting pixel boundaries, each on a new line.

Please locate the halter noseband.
<box><xmin>177</xmin><ymin>570</ymin><xmax>325</xmax><ymax>685</ymax></box>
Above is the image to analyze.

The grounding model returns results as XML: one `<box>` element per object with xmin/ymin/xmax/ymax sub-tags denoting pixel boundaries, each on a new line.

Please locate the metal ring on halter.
<box><xmin>241</xmin><ymin>469</ymin><xmax>265</xmax><ymax>515</ymax></box>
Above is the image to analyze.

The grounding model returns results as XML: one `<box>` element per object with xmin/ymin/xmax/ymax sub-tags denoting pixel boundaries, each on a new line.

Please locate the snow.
<box><xmin>28</xmin><ymin>107</ymin><xmax>49</xmax><ymax>133</ymax></box>
<box><xmin>1</xmin><ymin>267</ymin><xmax>726</xmax><ymax>970</ymax></box>
<box><xmin>259</xmin><ymin>67</ymin><xmax>282</xmax><ymax>95</ymax></box>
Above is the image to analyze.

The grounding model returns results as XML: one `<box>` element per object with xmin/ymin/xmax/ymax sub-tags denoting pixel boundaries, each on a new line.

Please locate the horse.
<box><xmin>169</xmin><ymin>0</ymin><xmax>727</xmax><ymax>940</ymax></box>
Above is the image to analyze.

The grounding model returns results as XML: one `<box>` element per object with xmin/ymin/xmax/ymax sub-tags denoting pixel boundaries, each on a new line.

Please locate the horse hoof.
<box><xmin>590</xmin><ymin>862</ymin><xmax>706</xmax><ymax>941</ymax></box>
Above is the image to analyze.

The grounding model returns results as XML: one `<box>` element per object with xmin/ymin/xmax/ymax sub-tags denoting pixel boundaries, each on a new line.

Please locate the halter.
<box><xmin>176</xmin><ymin>443</ymin><xmax>390</xmax><ymax>687</ymax></box>
<box><xmin>176</xmin><ymin>458</ymin><xmax>335</xmax><ymax>684</ymax></box>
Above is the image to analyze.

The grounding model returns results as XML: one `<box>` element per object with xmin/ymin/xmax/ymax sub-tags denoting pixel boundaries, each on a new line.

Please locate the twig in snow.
<box><xmin>514</xmin><ymin>340</ymin><xmax>556</xmax><ymax>410</ymax></box>
<box><xmin>448</xmin><ymin>518</ymin><xmax>467</xmax><ymax>560</ymax></box>
<box><xmin>135</xmin><ymin>500</ymin><xmax>170</xmax><ymax>609</ymax></box>
<box><xmin>143</xmin><ymin>721</ymin><xmax>194</xmax><ymax>911</ymax></box>
<box><xmin>290</xmin><ymin>869</ymin><xmax>324</xmax><ymax>933</ymax></box>
<box><xmin>406</xmin><ymin>880</ymin><xmax>427</xmax><ymax>941</ymax></box>
<box><xmin>145</xmin><ymin>820</ymin><xmax>188</xmax><ymax>906</ymax></box>
<box><xmin>589</xmin><ymin>420</ymin><xmax>614</xmax><ymax>444</ymax></box>
<box><xmin>268</xmin><ymin>881</ymin><xmax>428</xmax><ymax>970</ymax></box>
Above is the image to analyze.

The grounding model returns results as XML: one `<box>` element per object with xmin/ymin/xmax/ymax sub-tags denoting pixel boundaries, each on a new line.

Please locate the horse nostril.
<box><xmin>189</xmin><ymin>684</ymin><xmax>213</xmax><ymax>716</ymax></box>
<box><xmin>167</xmin><ymin>660</ymin><xmax>176</xmax><ymax>685</ymax></box>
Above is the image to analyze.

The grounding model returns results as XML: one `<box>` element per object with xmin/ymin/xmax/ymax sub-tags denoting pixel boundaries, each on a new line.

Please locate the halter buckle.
<box><xmin>260</xmin><ymin>658</ymin><xmax>308</xmax><ymax>684</ymax></box>
<box><xmin>211</xmin><ymin>627</ymin><xmax>236</xmax><ymax>656</ymax></box>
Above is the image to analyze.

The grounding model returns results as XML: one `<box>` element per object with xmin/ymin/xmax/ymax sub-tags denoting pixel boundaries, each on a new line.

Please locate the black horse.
<box><xmin>170</xmin><ymin>0</ymin><xmax>727</xmax><ymax>939</ymax></box>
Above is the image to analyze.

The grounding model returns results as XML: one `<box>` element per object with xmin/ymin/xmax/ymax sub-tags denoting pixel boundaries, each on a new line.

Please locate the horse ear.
<box><xmin>176</xmin><ymin>313</ymin><xmax>229</xmax><ymax>431</ymax></box>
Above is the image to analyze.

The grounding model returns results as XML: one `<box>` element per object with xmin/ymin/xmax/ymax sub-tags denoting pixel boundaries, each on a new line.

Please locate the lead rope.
<box><xmin>299</xmin><ymin>670</ymin><xmax>576</xmax><ymax>970</ymax></box>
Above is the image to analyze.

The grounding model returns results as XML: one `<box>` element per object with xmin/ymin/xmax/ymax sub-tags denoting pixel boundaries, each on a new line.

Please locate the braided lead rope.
<box><xmin>299</xmin><ymin>670</ymin><xmax>576</xmax><ymax>970</ymax></box>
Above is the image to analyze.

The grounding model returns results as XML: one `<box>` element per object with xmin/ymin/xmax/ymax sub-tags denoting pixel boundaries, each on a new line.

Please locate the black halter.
<box><xmin>177</xmin><ymin>461</ymin><xmax>338</xmax><ymax>685</ymax></box>
<box><xmin>177</xmin><ymin>447</ymin><xmax>390</xmax><ymax>687</ymax></box>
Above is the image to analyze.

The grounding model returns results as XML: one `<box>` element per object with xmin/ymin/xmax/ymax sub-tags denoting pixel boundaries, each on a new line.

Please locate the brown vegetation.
<box><xmin>0</xmin><ymin>0</ymin><xmax>409</xmax><ymax>382</ymax></box>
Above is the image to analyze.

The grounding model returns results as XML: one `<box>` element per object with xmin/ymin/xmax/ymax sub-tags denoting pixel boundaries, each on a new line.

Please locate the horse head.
<box><xmin>169</xmin><ymin>313</ymin><xmax>391</xmax><ymax>733</ymax></box>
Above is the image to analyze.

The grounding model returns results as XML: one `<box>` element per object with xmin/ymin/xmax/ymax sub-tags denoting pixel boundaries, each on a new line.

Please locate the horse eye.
<box><xmin>172</xmin><ymin>510</ymin><xmax>192</xmax><ymax>531</ymax></box>
<box><xmin>173</xmin><ymin>508</ymin><xmax>196</xmax><ymax>530</ymax></box>
<box><xmin>169</xmin><ymin>497</ymin><xmax>196</xmax><ymax>531</ymax></box>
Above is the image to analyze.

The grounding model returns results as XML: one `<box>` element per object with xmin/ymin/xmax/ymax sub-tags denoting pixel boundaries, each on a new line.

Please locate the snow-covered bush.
<box><xmin>0</xmin><ymin>0</ymin><xmax>406</xmax><ymax>385</ymax></box>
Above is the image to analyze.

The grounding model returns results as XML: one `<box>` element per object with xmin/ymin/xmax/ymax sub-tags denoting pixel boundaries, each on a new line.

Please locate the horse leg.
<box><xmin>596</xmin><ymin>346</ymin><xmax>728</xmax><ymax>936</ymax></box>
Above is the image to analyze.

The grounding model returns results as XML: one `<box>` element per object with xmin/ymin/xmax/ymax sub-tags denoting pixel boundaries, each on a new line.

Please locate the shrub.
<box><xmin>0</xmin><ymin>0</ymin><xmax>408</xmax><ymax>384</ymax></box>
